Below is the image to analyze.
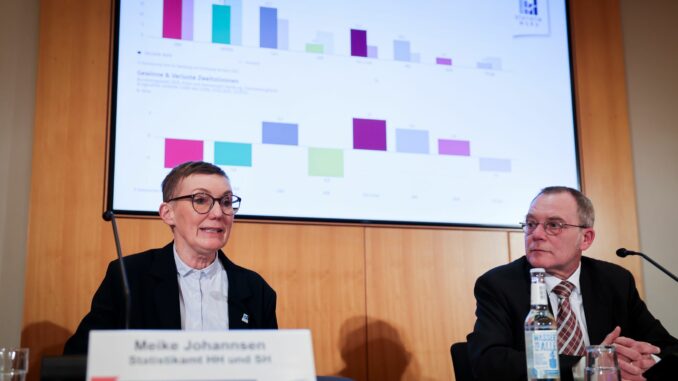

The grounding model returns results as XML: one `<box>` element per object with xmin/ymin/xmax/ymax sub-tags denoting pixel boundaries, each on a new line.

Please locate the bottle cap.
<box><xmin>530</xmin><ymin>268</ymin><xmax>545</xmax><ymax>274</ymax></box>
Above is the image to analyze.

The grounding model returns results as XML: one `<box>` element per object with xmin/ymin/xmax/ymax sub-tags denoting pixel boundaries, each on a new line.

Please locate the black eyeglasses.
<box><xmin>519</xmin><ymin>220</ymin><xmax>588</xmax><ymax>236</ymax></box>
<box><xmin>167</xmin><ymin>193</ymin><xmax>241</xmax><ymax>215</ymax></box>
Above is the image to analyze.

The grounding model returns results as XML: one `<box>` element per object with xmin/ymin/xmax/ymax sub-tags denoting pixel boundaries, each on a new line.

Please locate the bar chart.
<box><xmin>111</xmin><ymin>0</ymin><xmax>577</xmax><ymax>226</ymax></box>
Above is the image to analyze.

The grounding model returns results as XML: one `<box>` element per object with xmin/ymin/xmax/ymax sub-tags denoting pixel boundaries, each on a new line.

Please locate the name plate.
<box><xmin>86</xmin><ymin>330</ymin><xmax>316</xmax><ymax>381</ymax></box>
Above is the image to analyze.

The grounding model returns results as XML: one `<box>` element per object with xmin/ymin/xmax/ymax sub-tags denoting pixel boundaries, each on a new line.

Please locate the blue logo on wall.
<box><xmin>520</xmin><ymin>0</ymin><xmax>539</xmax><ymax>16</ymax></box>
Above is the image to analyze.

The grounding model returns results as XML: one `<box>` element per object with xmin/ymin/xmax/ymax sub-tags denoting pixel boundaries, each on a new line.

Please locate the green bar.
<box><xmin>214</xmin><ymin>142</ymin><xmax>251</xmax><ymax>167</ymax></box>
<box><xmin>305</xmin><ymin>43</ymin><xmax>324</xmax><ymax>54</ymax></box>
<box><xmin>212</xmin><ymin>5</ymin><xmax>231</xmax><ymax>44</ymax></box>
<box><xmin>308</xmin><ymin>148</ymin><xmax>343</xmax><ymax>177</ymax></box>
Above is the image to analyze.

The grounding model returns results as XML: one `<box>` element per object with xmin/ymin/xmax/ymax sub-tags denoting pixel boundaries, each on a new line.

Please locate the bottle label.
<box><xmin>530</xmin><ymin>283</ymin><xmax>548</xmax><ymax>305</ymax></box>
<box><xmin>525</xmin><ymin>330</ymin><xmax>559</xmax><ymax>378</ymax></box>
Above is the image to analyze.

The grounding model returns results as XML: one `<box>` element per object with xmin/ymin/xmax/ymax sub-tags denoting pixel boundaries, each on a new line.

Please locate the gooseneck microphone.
<box><xmin>616</xmin><ymin>248</ymin><xmax>678</xmax><ymax>283</ymax></box>
<box><xmin>103</xmin><ymin>210</ymin><xmax>131</xmax><ymax>328</ymax></box>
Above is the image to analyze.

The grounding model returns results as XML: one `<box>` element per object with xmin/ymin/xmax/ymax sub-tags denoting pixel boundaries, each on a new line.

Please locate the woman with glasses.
<box><xmin>64</xmin><ymin>161</ymin><xmax>277</xmax><ymax>355</ymax></box>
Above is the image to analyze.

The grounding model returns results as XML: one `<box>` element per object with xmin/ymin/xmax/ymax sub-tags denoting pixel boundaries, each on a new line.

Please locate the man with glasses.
<box><xmin>64</xmin><ymin>161</ymin><xmax>277</xmax><ymax>354</ymax></box>
<box><xmin>467</xmin><ymin>186</ymin><xmax>677</xmax><ymax>381</ymax></box>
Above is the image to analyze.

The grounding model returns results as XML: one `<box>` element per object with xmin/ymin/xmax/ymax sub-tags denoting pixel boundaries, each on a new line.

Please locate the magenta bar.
<box><xmin>353</xmin><ymin>118</ymin><xmax>387</xmax><ymax>151</ymax></box>
<box><xmin>438</xmin><ymin>139</ymin><xmax>470</xmax><ymax>156</ymax></box>
<box><xmin>181</xmin><ymin>0</ymin><xmax>193</xmax><ymax>40</ymax></box>
<box><xmin>163</xmin><ymin>0</ymin><xmax>182</xmax><ymax>39</ymax></box>
<box><xmin>436</xmin><ymin>57</ymin><xmax>452</xmax><ymax>65</ymax></box>
<box><xmin>164</xmin><ymin>138</ymin><xmax>204</xmax><ymax>168</ymax></box>
<box><xmin>351</xmin><ymin>29</ymin><xmax>368</xmax><ymax>57</ymax></box>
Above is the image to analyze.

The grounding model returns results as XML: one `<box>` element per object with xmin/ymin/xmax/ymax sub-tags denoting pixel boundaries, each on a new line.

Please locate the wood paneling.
<box><xmin>365</xmin><ymin>228</ymin><xmax>509</xmax><ymax>381</ymax></box>
<box><xmin>22</xmin><ymin>1</ymin><xmax>644</xmax><ymax>381</ymax></box>
<box><xmin>569</xmin><ymin>0</ymin><xmax>644</xmax><ymax>291</ymax></box>
<box><xmin>508</xmin><ymin>231</ymin><xmax>525</xmax><ymax>263</ymax></box>
<box><xmin>225</xmin><ymin>223</ymin><xmax>367</xmax><ymax>378</ymax></box>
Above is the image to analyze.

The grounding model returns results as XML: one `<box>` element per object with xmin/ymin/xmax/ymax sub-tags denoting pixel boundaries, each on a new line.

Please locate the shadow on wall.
<box><xmin>335</xmin><ymin>316</ymin><xmax>431</xmax><ymax>381</ymax></box>
<box><xmin>21</xmin><ymin>321</ymin><xmax>72</xmax><ymax>381</ymax></box>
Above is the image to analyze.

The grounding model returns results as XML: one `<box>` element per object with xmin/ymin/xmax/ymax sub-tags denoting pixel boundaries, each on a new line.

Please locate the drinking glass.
<box><xmin>584</xmin><ymin>345</ymin><xmax>621</xmax><ymax>381</ymax></box>
<box><xmin>0</xmin><ymin>348</ymin><xmax>29</xmax><ymax>381</ymax></box>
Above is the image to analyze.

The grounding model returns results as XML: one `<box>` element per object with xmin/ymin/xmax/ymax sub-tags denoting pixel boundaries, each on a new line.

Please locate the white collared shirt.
<box><xmin>174</xmin><ymin>246</ymin><xmax>229</xmax><ymax>330</ymax></box>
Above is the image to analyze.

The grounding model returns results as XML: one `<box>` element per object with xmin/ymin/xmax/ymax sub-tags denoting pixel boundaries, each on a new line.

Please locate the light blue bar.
<box><xmin>262</xmin><ymin>122</ymin><xmax>298</xmax><ymax>145</ymax></box>
<box><xmin>223</xmin><ymin>0</ymin><xmax>242</xmax><ymax>45</ymax></box>
<box><xmin>277</xmin><ymin>18</ymin><xmax>289</xmax><ymax>50</ymax></box>
<box><xmin>315</xmin><ymin>31</ymin><xmax>334</xmax><ymax>54</ymax></box>
<box><xmin>396</xmin><ymin>129</ymin><xmax>429</xmax><ymax>154</ymax></box>
<box><xmin>479</xmin><ymin>158</ymin><xmax>512</xmax><ymax>172</ymax></box>
<box><xmin>394</xmin><ymin>40</ymin><xmax>411</xmax><ymax>61</ymax></box>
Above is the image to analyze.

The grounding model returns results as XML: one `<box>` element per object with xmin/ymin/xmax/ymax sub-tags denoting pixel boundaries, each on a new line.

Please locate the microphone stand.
<box><xmin>103</xmin><ymin>211</ymin><xmax>131</xmax><ymax>328</ymax></box>
<box><xmin>617</xmin><ymin>248</ymin><xmax>678</xmax><ymax>283</ymax></box>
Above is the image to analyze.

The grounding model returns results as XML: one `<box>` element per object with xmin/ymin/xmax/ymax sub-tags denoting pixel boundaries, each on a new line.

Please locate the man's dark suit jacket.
<box><xmin>467</xmin><ymin>256</ymin><xmax>677</xmax><ymax>381</ymax></box>
<box><xmin>63</xmin><ymin>242</ymin><xmax>277</xmax><ymax>354</ymax></box>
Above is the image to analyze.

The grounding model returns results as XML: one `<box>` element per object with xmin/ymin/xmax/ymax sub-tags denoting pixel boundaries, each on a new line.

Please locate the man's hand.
<box><xmin>601</xmin><ymin>326</ymin><xmax>659</xmax><ymax>381</ymax></box>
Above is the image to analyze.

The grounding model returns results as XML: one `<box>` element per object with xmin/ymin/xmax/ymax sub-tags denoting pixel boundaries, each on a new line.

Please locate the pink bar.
<box><xmin>163</xmin><ymin>0</ymin><xmax>182</xmax><ymax>39</ymax></box>
<box><xmin>438</xmin><ymin>139</ymin><xmax>470</xmax><ymax>156</ymax></box>
<box><xmin>164</xmin><ymin>138</ymin><xmax>203</xmax><ymax>168</ymax></box>
<box><xmin>436</xmin><ymin>57</ymin><xmax>452</xmax><ymax>65</ymax></box>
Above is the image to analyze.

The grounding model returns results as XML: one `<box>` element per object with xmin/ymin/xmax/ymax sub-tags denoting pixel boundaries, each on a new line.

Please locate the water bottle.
<box><xmin>525</xmin><ymin>268</ymin><xmax>560</xmax><ymax>380</ymax></box>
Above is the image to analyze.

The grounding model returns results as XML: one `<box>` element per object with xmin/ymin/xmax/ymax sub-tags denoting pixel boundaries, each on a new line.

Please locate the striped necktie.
<box><xmin>552</xmin><ymin>281</ymin><xmax>586</xmax><ymax>356</ymax></box>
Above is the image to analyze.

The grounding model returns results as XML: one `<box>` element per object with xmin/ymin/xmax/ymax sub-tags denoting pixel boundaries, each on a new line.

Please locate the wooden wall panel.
<box><xmin>365</xmin><ymin>228</ymin><xmax>509</xmax><ymax>381</ymax></box>
<box><xmin>225</xmin><ymin>223</ymin><xmax>367</xmax><ymax>379</ymax></box>
<box><xmin>508</xmin><ymin>231</ymin><xmax>525</xmax><ymax>263</ymax></box>
<box><xmin>23</xmin><ymin>1</ymin><xmax>644</xmax><ymax>381</ymax></box>
<box><xmin>22</xmin><ymin>0</ymin><xmax>113</xmax><ymax>377</ymax></box>
<box><xmin>569</xmin><ymin>0</ymin><xmax>644</xmax><ymax>292</ymax></box>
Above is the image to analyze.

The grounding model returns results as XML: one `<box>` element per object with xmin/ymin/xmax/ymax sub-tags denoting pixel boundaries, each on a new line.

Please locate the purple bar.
<box><xmin>181</xmin><ymin>0</ymin><xmax>193</xmax><ymax>40</ymax></box>
<box><xmin>164</xmin><ymin>138</ymin><xmax>204</xmax><ymax>168</ymax></box>
<box><xmin>438</xmin><ymin>139</ymin><xmax>470</xmax><ymax>156</ymax></box>
<box><xmin>353</xmin><ymin>118</ymin><xmax>387</xmax><ymax>151</ymax></box>
<box><xmin>367</xmin><ymin>45</ymin><xmax>378</xmax><ymax>58</ymax></box>
<box><xmin>351</xmin><ymin>29</ymin><xmax>367</xmax><ymax>57</ymax></box>
<box><xmin>436</xmin><ymin>57</ymin><xmax>452</xmax><ymax>65</ymax></box>
<box><xmin>163</xmin><ymin>0</ymin><xmax>182</xmax><ymax>39</ymax></box>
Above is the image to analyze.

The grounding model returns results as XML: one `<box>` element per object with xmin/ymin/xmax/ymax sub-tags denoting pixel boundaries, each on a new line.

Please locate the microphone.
<box><xmin>102</xmin><ymin>210</ymin><xmax>132</xmax><ymax>328</ymax></box>
<box><xmin>616</xmin><ymin>248</ymin><xmax>678</xmax><ymax>283</ymax></box>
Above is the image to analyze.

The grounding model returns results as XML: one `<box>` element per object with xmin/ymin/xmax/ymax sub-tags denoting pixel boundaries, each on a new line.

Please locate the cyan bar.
<box><xmin>212</xmin><ymin>5</ymin><xmax>231</xmax><ymax>44</ymax></box>
<box><xmin>438</xmin><ymin>139</ymin><xmax>470</xmax><ymax>156</ymax></box>
<box><xmin>260</xmin><ymin>7</ymin><xmax>277</xmax><ymax>48</ymax></box>
<box><xmin>353</xmin><ymin>118</ymin><xmax>387</xmax><ymax>151</ymax></box>
<box><xmin>479</xmin><ymin>158</ymin><xmax>512</xmax><ymax>172</ymax></box>
<box><xmin>262</xmin><ymin>122</ymin><xmax>298</xmax><ymax>145</ymax></box>
<box><xmin>396</xmin><ymin>129</ymin><xmax>429</xmax><ymax>154</ymax></box>
<box><xmin>214</xmin><ymin>142</ymin><xmax>252</xmax><ymax>167</ymax></box>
